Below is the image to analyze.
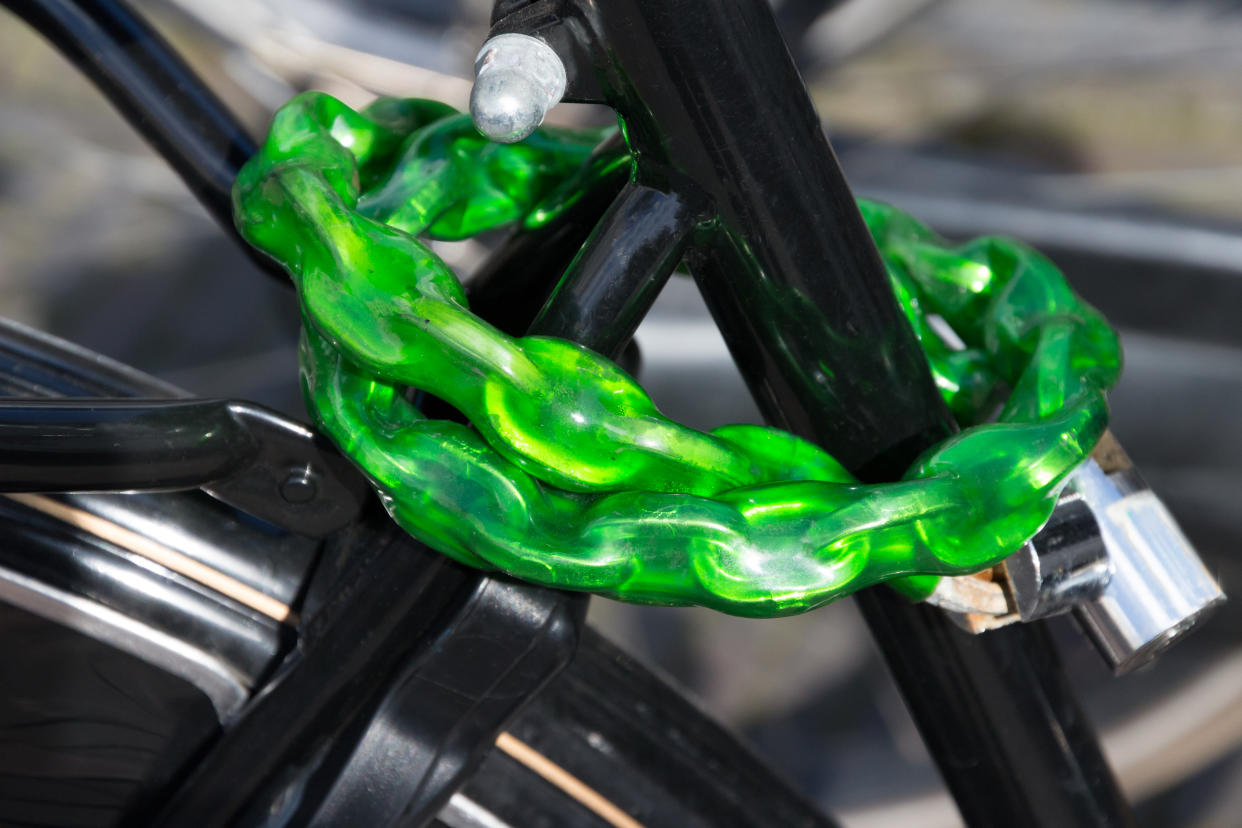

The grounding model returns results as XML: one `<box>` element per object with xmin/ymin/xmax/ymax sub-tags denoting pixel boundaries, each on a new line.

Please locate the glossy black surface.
<box><xmin>0</xmin><ymin>397</ymin><xmax>368</xmax><ymax>536</ymax></box>
<box><xmin>496</xmin><ymin>0</ymin><xmax>954</xmax><ymax>474</ymax></box>
<box><xmin>858</xmin><ymin>590</ymin><xmax>1136</xmax><ymax>827</ymax></box>
<box><xmin>0</xmin><ymin>495</ymin><xmax>286</xmax><ymax>689</ymax></box>
<box><xmin>531</xmin><ymin>181</ymin><xmax>703</xmax><ymax>357</ymax></box>
<box><xmin>491</xmin><ymin>0</ymin><xmax>1136</xmax><ymax>824</ymax></box>
<box><xmin>0</xmin><ymin>399</ymin><xmax>255</xmax><ymax>491</ymax></box>
<box><xmin>309</xmin><ymin>579</ymin><xmax>584</xmax><ymax>826</ymax></box>
<box><xmin>0</xmin><ymin>4</ymin><xmax>369</xmax><ymax>535</ymax></box>
<box><xmin>0</xmin><ymin>317</ymin><xmax>186</xmax><ymax>398</ymax></box>
<box><xmin>467</xmin><ymin>133</ymin><xmax>629</xmax><ymax>339</ymax></box>
<box><xmin>61</xmin><ymin>491</ymin><xmax>317</xmax><ymax>610</ymax></box>
<box><xmin>0</xmin><ymin>314</ymin><xmax>308</xmax><ymax>824</ymax></box>
<box><xmin>151</xmin><ymin>522</ymin><xmax>466</xmax><ymax>826</ymax></box>
<box><xmin>0</xmin><ymin>316</ymin><xmax>321</xmax><ymax>606</ymax></box>
<box><xmin>1</xmin><ymin>0</ymin><xmax>286</xmax><ymax>282</ymax></box>
<box><xmin>201</xmin><ymin>402</ymin><xmax>370</xmax><ymax>538</ymax></box>
<box><xmin>0</xmin><ymin>281</ymin><xmax>584</xmax><ymax>828</ymax></box>
<box><xmin>153</xmin><ymin>517</ymin><xmax>585</xmax><ymax>828</ymax></box>
<box><xmin>0</xmin><ymin>320</ymin><xmax>298</xmax><ymax>697</ymax></box>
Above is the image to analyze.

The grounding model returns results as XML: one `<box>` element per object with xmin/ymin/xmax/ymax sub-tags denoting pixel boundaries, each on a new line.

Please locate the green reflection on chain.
<box><xmin>234</xmin><ymin>92</ymin><xmax>1121</xmax><ymax>617</ymax></box>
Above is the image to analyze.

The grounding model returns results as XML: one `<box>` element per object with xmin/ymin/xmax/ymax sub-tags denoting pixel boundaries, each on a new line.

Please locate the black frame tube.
<box><xmin>530</xmin><ymin>181</ymin><xmax>702</xmax><ymax>355</ymax></box>
<box><xmin>858</xmin><ymin>588</ymin><xmax>1135</xmax><ymax>825</ymax></box>
<box><xmin>0</xmin><ymin>397</ymin><xmax>370</xmax><ymax>537</ymax></box>
<box><xmin>467</xmin><ymin>132</ymin><xmax>629</xmax><ymax>337</ymax></box>
<box><xmin>0</xmin><ymin>398</ymin><xmax>255</xmax><ymax>491</ymax></box>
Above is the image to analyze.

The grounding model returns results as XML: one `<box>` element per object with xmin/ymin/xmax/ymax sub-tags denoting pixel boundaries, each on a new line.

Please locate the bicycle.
<box><xmin>0</xmin><ymin>1</ymin><xmax>1227</xmax><ymax>828</ymax></box>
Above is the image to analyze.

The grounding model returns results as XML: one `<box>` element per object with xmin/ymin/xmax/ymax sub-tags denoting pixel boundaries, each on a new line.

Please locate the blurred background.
<box><xmin>2</xmin><ymin>0</ymin><xmax>1242</xmax><ymax>825</ymax></box>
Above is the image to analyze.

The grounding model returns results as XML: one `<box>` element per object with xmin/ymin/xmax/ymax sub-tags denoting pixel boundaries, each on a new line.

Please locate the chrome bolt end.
<box><xmin>470</xmin><ymin>33</ymin><xmax>567</xmax><ymax>144</ymax></box>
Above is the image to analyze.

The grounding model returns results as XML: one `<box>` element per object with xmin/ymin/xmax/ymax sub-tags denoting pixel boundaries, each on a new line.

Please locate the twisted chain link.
<box><xmin>234</xmin><ymin>92</ymin><xmax>1121</xmax><ymax>616</ymax></box>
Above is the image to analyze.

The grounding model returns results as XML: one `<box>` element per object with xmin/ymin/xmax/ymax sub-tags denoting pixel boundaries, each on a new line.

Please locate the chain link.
<box><xmin>234</xmin><ymin>92</ymin><xmax>1121</xmax><ymax>616</ymax></box>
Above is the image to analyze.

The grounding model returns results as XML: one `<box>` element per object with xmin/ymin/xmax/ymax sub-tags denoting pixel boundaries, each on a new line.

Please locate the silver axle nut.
<box><xmin>470</xmin><ymin>33</ymin><xmax>567</xmax><ymax>144</ymax></box>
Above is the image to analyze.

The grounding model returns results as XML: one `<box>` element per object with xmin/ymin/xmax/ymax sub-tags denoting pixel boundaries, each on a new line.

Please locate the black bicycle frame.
<box><xmin>0</xmin><ymin>0</ymin><xmax>1136</xmax><ymax>825</ymax></box>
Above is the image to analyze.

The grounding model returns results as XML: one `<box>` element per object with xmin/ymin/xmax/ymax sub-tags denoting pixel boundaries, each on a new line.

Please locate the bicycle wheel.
<box><xmin>0</xmin><ymin>314</ymin><xmax>836</xmax><ymax>827</ymax></box>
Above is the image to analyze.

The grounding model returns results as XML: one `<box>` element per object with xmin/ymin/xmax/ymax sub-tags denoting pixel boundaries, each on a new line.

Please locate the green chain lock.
<box><xmin>233</xmin><ymin>92</ymin><xmax>1121</xmax><ymax>617</ymax></box>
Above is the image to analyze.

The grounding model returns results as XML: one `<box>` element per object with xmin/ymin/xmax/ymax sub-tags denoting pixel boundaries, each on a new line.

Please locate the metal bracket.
<box><xmin>0</xmin><ymin>398</ymin><xmax>370</xmax><ymax>537</ymax></box>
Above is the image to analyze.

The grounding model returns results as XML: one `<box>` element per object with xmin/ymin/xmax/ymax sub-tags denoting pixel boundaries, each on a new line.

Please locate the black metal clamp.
<box><xmin>0</xmin><ymin>398</ymin><xmax>370</xmax><ymax>537</ymax></box>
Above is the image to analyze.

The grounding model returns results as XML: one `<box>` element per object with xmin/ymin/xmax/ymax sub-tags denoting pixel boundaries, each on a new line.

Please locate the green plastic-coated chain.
<box><xmin>234</xmin><ymin>92</ymin><xmax>1121</xmax><ymax>617</ymax></box>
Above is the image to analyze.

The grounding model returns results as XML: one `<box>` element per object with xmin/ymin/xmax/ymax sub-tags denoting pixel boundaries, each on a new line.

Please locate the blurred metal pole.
<box><xmin>3</xmin><ymin>0</ymin><xmax>289</xmax><ymax>283</ymax></box>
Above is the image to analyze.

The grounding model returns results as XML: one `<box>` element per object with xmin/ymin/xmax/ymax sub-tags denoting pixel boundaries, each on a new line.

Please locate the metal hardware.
<box><xmin>471</xmin><ymin>32</ymin><xmax>566</xmax><ymax>143</ymax></box>
<box><xmin>1069</xmin><ymin>459</ymin><xmax>1225</xmax><ymax>675</ymax></box>
<box><xmin>943</xmin><ymin>449</ymin><xmax>1222</xmax><ymax>676</ymax></box>
<box><xmin>0</xmin><ymin>398</ymin><xmax>370</xmax><ymax>537</ymax></box>
<box><xmin>0</xmin><ymin>315</ymin><xmax>370</xmax><ymax>537</ymax></box>
<box><xmin>931</xmin><ymin>494</ymin><xmax>1111</xmax><ymax>631</ymax></box>
<box><xmin>1004</xmin><ymin>494</ymin><xmax>1112</xmax><ymax>622</ymax></box>
<box><xmin>204</xmin><ymin>402</ymin><xmax>370</xmax><ymax>537</ymax></box>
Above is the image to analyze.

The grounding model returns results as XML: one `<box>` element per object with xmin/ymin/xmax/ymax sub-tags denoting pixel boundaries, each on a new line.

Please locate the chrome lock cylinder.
<box><xmin>1068</xmin><ymin>453</ymin><xmax>1225</xmax><ymax>675</ymax></box>
<box><xmin>932</xmin><ymin>493</ymin><xmax>1112</xmax><ymax>633</ymax></box>
<box><xmin>999</xmin><ymin>434</ymin><xmax>1223</xmax><ymax>674</ymax></box>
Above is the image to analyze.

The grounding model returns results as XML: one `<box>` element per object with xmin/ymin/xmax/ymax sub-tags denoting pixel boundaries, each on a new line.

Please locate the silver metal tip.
<box><xmin>470</xmin><ymin>33</ymin><xmax>567</xmax><ymax>144</ymax></box>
